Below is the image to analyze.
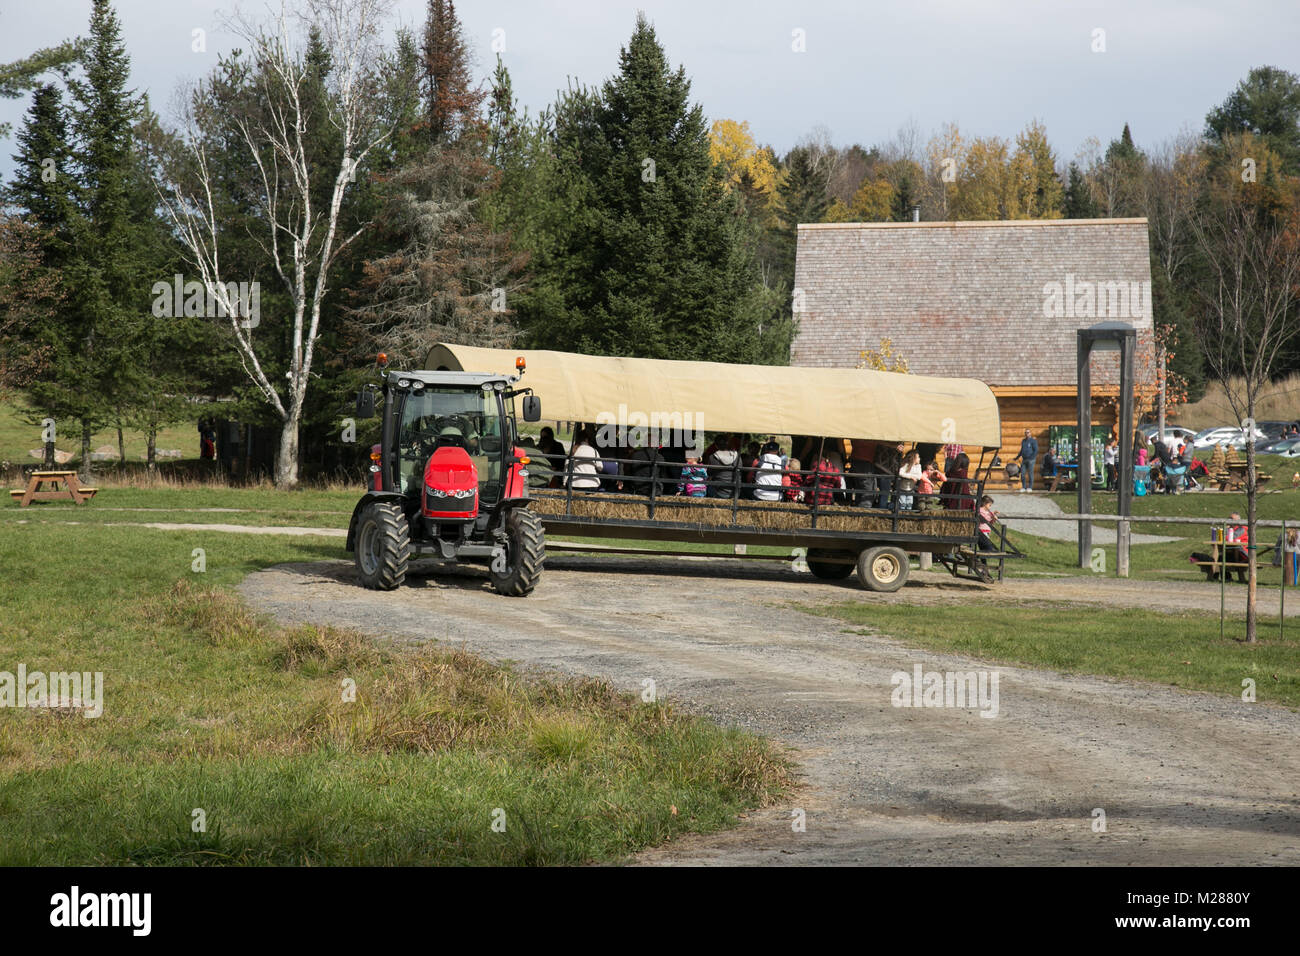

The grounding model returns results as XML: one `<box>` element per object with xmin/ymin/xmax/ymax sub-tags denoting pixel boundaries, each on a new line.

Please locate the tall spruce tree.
<box><xmin>1063</xmin><ymin>161</ymin><xmax>1099</xmax><ymax>218</ymax></box>
<box><xmin>6</xmin><ymin>81</ymin><xmax>87</xmax><ymax>467</ymax></box>
<box><xmin>57</xmin><ymin>0</ymin><xmax>155</xmax><ymax>478</ymax></box>
<box><xmin>772</xmin><ymin>145</ymin><xmax>830</xmax><ymax>285</ymax></box>
<box><xmin>524</xmin><ymin>14</ymin><xmax>789</xmax><ymax>363</ymax></box>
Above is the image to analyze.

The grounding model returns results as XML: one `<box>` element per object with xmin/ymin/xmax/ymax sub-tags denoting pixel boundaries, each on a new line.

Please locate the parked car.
<box><xmin>1257</xmin><ymin>435</ymin><xmax>1300</xmax><ymax>455</ymax></box>
<box><xmin>1259</xmin><ymin>437</ymin><xmax>1300</xmax><ymax>457</ymax></box>
<box><xmin>1137</xmin><ymin>425</ymin><xmax>1197</xmax><ymax>447</ymax></box>
<box><xmin>1257</xmin><ymin>420</ymin><xmax>1299</xmax><ymax>440</ymax></box>
<box><xmin>1192</xmin><ymin>425</ymin><xmax>1268</xmax><ymax>450</ymax></box>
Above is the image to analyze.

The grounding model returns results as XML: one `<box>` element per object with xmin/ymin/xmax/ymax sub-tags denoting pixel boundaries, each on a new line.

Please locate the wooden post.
<box><xmin>1077</xmin><ymin>333</ymin><xmax>1092</xmax><ymax>568</ymax></box>
<box><xmin>1116</xmin><ymin>330</ymin><xmax>1135</xmax><ymax>578</ymax></box>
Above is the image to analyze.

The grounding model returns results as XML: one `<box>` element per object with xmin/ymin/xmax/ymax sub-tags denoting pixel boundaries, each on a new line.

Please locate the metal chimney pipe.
<box><xmin>911</xmin><ymin>203</ymin><xmax>920</xmax><ymax>222</ymax></box>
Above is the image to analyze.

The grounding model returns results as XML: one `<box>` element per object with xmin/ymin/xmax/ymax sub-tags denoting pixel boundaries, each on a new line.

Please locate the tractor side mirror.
<box><xmin>522</xmin><ymin>395</ymin><xmax>541</xmax><ymax>422</ymax></box>
<box><xmin>356</xmin><ymin>388</ymin><xmax>376</xmax><ymax>419</ymax></box>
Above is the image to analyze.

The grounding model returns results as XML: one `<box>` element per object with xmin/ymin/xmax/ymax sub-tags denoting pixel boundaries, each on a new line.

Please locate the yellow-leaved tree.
<box><xmin>856</xmin><ymin>338</ymin><xmax>909</xmax><ymax>373</ymax></box>
<box><xmin>709</xmin><ymin>119</ymin><xmax>779</xmax><ymax>201</ymax></box>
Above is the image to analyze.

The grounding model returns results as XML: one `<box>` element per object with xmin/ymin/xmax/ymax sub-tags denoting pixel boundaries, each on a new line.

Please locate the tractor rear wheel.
<box><xmin>354</xmin><ymin>501</ymin><xmax>410</xmax><ymax>590</ymax></box>
<box><xmin>490</xmin><ymin>508</ymin><xmax>545</xmax><ymax>596</ymax></box>
<box><xmin>807</xmin><ymin>547</ymin><xmax>855</xmax><ymax>580</ymax></box>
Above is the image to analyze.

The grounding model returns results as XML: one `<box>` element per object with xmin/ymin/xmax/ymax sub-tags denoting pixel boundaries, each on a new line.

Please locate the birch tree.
<box><xmin>159</xmin><ymin>0</ymin><xmax>394</xmax><ymax>487</ymax></box>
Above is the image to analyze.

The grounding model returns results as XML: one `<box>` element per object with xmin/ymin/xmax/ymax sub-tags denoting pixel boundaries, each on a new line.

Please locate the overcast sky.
<box><xmin>2</xmin><ymin>0</ymin><xmax>1297</xmax><ymax>177</ymax></box>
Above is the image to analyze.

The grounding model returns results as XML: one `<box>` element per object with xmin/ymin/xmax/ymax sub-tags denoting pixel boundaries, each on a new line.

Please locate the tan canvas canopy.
<box><xmin>426</xmin><ymin>344</ymin><xmax>1001</xmax><ymax>447</ymax></box>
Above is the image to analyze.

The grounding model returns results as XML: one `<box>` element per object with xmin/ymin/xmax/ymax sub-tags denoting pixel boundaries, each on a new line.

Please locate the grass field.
<box><xmin>5</xmin><ymin>478</ymin><xmax>1298</xmax><ymax>866</ymax></box>
<box><xmin>1020</xmin><ymin>485</ymin><xmax>1300</xmax><ymax>586</ymax></box>
<box><xmin>0</xmin><ymin>516</ymin><xmax>792</xmax><ymax>865</ymax></box>
<box><xmin>0</xmin><ymin>394</ymin><xmax>199</xmax><ymax>468</ymax></box>
<box><xmin>810</xmin><ymin>601</ymin><xmax>1300</xmax><ymax>709</ymax></box>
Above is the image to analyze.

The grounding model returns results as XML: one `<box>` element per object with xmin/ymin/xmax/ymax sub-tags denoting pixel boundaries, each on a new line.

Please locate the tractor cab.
<box><xmin>346</xmin><ymin>358</ymin><xmax>545</xmax><ymax>596</ymax></box>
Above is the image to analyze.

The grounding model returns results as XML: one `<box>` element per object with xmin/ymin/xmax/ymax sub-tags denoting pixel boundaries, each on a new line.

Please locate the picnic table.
<box><xmin>1213</xmin><ymin>461</ymin><xmax>1271</xmax><ymax>492</ymax></box>
<box><xmin>1190</xmin><ymin>538</ymin><xmax>1251</xmax><ymax>582</ymax></box>
<box><xmin>1047</xmin><ymin>463</ymin><xmax>1075</xmax><ymax>492</ymax></box>
<box><xmin>8</xmin><ymin>470</ymin><xmax>99</xmax><ymax>506</ymax></box>
<box><xmin>1046</xmin><ymin>462</ymin><xmax>1105</xmax><ymax>492</ymax></box>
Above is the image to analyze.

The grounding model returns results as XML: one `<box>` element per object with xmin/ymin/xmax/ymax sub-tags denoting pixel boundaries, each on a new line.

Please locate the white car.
<box><xmin>1192</xmin><ymin>426</ymin><xmax>1267</xmax><ymax>450</ymax></box>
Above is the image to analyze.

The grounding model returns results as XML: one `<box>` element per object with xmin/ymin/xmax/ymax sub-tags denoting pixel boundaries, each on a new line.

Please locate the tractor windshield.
<box><xmin>396</xmin><ymin>385</ymin><xmax>504</xmax><ymax>501</ymax></box>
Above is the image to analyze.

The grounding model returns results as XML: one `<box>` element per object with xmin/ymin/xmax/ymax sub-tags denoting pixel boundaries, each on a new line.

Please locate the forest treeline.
<box><xmin>1</xmin><ymin>1</ymin><xmax>1297</xmax><ymax>485</ymax></box>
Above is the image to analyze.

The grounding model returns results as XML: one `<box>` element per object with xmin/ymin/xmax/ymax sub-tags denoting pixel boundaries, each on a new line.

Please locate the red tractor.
<box><xmin>347</xmin><ymin>355</ymin><xmax>545</xmax><ymax>596</ymax></box>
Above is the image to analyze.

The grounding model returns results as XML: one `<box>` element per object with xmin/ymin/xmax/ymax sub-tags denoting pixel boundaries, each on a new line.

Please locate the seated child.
<box><xmin>676</xmin><ymin>454</ymin><xmax>708</xmax><ymax>497</ymax></box>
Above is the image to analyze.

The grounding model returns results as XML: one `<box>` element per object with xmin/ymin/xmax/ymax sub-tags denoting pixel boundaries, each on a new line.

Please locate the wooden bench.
<box><xmin>1190</xmin><ymin>557</ymin><xmax>1249</xmax><ymax>582</ymax></box>
<box><xmin>8</xmin><ymin>470</ymin><xmax>99</xmax><ymax>506</ymax></box>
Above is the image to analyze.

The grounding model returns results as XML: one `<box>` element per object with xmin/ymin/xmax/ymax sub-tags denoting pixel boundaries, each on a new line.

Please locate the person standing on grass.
<box><xmin>1103</xmin><ymin>438</ymin><xmax>1117</xmax><ymax>491</ymax></box>
<box><xmin>1015</xmin><ymin>429</ymin><xmax>1038</xmax><ymax>492</ymax></box>
<box><xmin>1180</xmin><ymin>440</ymin><xmax>1198</xmax><ymax>491</ymax></box>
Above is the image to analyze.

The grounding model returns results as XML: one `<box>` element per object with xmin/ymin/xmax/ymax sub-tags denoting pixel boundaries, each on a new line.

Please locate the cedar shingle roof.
<box><xmin>790</xmin><ymin>218</ymin><xmax>1155</xmax><ymax>387</ymax></box>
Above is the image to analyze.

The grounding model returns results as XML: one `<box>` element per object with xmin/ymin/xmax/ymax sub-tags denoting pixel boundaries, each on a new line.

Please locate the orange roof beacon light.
<box><xmin>515</xmin><ymin>356</ymin><xmax>526</xmax><ymax>371</ymax></box>
<box><xmin>377</xmin><ymin>352</ymin><xmax>389</xmax><ymax>367</ymax></box>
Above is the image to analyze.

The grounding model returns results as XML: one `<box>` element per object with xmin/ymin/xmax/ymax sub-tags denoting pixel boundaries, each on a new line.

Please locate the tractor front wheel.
<box><xmin>354</xmin><ymin>502</ymin><xmax>411</xmax><ymax>590</ymax></box>
<box><xmin>490</xmin><ymin>508</ymin><xmax>545</xmax><ymax>596</ymax></box>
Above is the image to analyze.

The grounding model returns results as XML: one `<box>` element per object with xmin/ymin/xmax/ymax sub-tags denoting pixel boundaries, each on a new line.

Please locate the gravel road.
<box><xmin>239</xmin><ymin>554</ymin><xmax>1300</xmax><ymax>866</ymax></box>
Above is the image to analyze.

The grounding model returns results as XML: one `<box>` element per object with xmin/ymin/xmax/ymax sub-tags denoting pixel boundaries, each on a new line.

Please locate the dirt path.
<box><xmin>239</xmin><ymin>554</ymin><xmax>1300</xmax><ymax>865</ymax></box>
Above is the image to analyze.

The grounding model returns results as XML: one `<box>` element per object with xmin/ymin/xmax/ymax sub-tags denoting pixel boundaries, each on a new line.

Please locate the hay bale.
<box><xmin>529</xmin><ymin>490</ymin><xmax>973</xmax><ymax>538</ymax></box>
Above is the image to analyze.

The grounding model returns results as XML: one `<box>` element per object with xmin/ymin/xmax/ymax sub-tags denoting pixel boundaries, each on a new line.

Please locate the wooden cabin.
<box><xmin>791</xmin><ymin>218</ymin><xmax>1157</xmax><ymax>487</ymax></box>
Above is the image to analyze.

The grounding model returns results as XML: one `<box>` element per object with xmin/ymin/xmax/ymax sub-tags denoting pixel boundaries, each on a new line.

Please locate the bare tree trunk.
<box><xmin>275</xmin><ymin>416</ymin><xmax>300</xmax><ymax>489</ymax></box>
<box><xmin>147</xmin><ymin>427</ymin><xmax>157</xmax><ymax>473</ymax></box>
<box><xmin>79</xmin><ymin>422</ymin><xmax>92</xmax><ymax>483</ymax></box>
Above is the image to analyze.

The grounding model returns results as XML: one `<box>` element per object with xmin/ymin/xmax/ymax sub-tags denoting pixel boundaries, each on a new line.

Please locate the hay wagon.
<box><xmin>425</xmin><ymin>344</ymin><xmax>1013</xmax><ymax>592</ymax></box>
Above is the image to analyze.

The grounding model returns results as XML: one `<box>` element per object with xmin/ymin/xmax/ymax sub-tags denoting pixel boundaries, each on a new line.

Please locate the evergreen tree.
<box><xmin>6</xmin><ymin>81</ymin><xmax>86</xmax><ymax>467</ymax></box>
<box><xmin>0</xmin><ymin>39</ymin><xmax>85</xmax><ymax>138</ymax></box>
<box><xmin>61</xmin><ymin>0</ymin><xmax>151</xmax><ymax>478</ymax></box>
<box><xmin>1099</xmin><ymin>122</ymin><xmax>1146</xmax><ymax>216</ymax></box>
<box><xmin>1205</xmin><ymin>66</ymin><xmax>1300</xmax><ymax>174</ymax></box>
<box><xmin>522</xmin><ymin>14</ymin><xmax>789</xmax><ymax>363</ymax></box>
<box><xmin>1063</xmin><ymin>161</ymin><xmax>1099</xmax><ymax>218</ymax></box>
<box><xmin>422</xmin><ymin>0</ymin><xmax>481</xmax><ymax>146</ymax></box>
<box><xmin>769</xmin><ymin>145</ymin><xmax>830</xmax><ymax>311</ymax></box>
<box><xmin>350</xmin><ymin>0</ymin><xmax>524</xmax><ymax>362</ymax></box>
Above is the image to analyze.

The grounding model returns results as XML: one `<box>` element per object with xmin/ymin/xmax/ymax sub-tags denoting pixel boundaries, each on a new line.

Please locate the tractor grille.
<box><xmin>424</xmin><ymin>486</ymin><xmax>476</xmax><ymax>513</ymax></box>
